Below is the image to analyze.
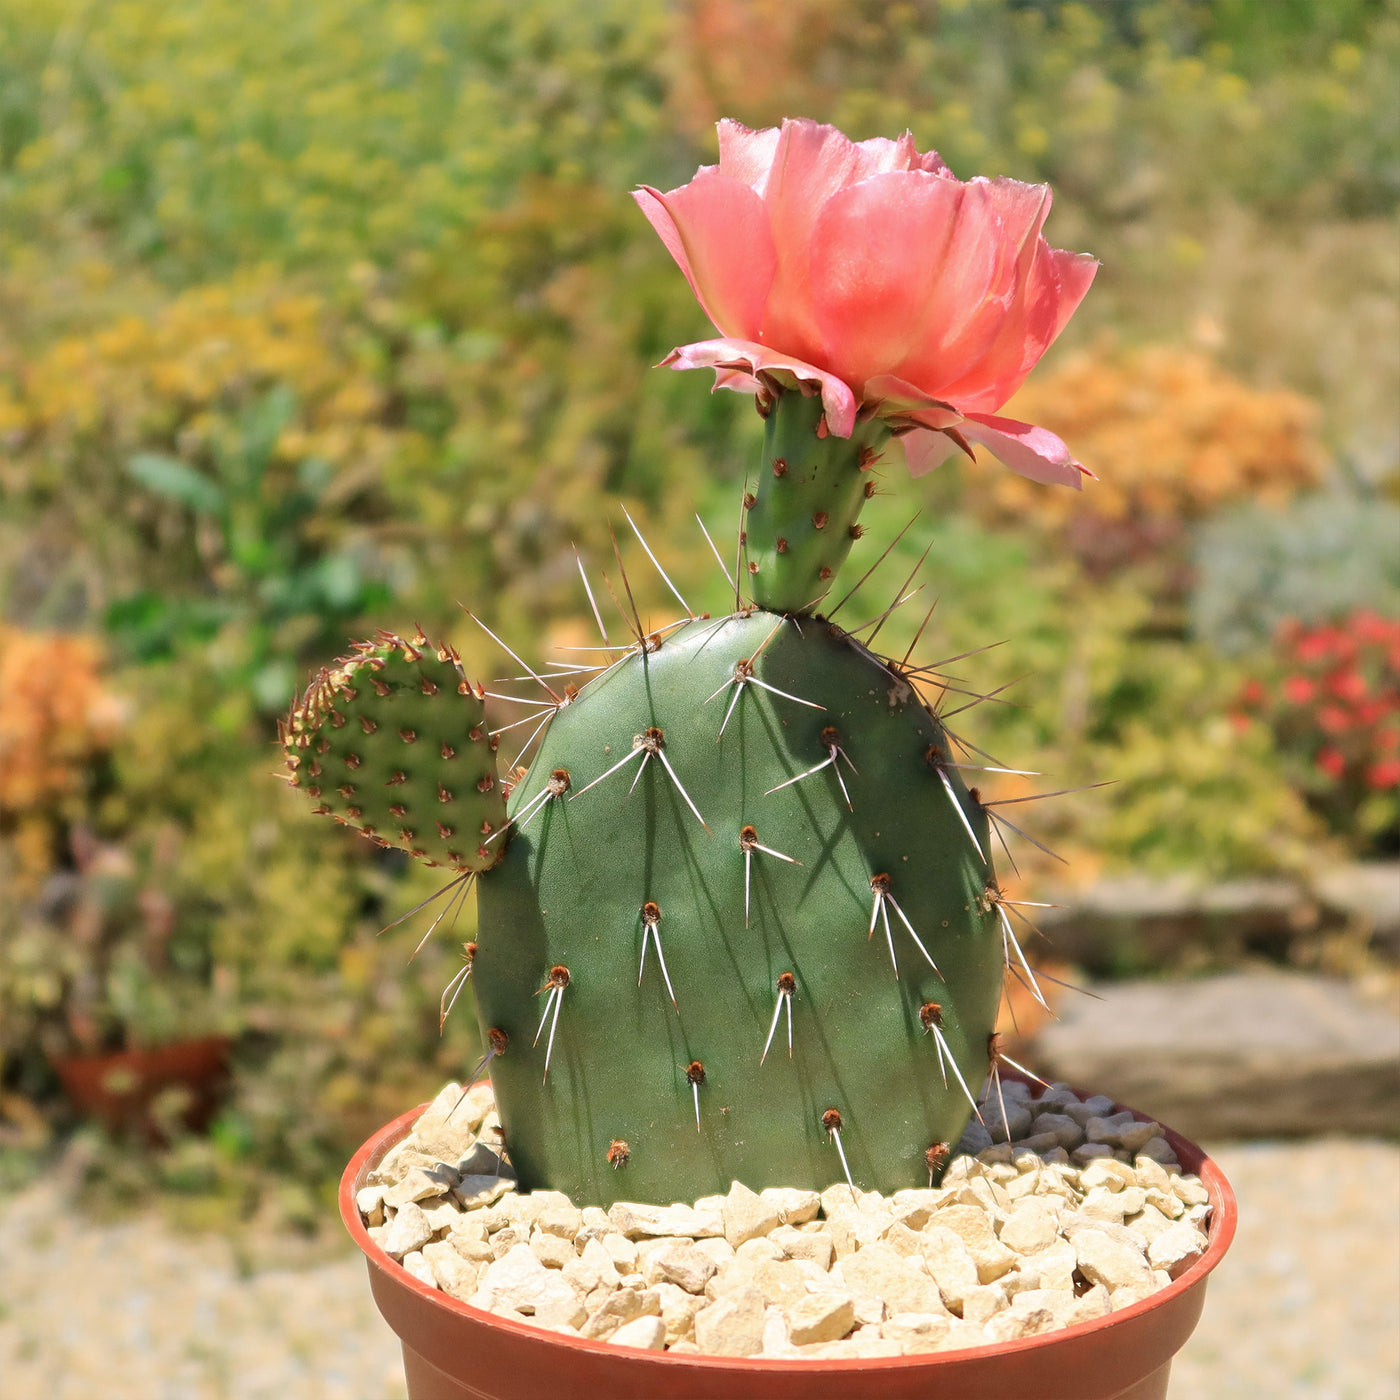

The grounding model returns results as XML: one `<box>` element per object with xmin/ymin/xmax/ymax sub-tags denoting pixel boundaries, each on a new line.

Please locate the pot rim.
<box><xmin>339</xmin><ymin>1075</ymin><xmax>1236</xmax><ymax>1373</ymax></box>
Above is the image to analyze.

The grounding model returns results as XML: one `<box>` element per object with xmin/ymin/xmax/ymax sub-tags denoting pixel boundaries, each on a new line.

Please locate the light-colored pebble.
<box><xmin>694</xmin><ymin>1285</ymin><xmax>765</xmax><ymax>1356</ymax></box>
<box><xmin>984</xmin><ymin>1305</ymin><xmax>1056</xmax><ymax>1341</ymax></box>
<box><xmin>356</xmin><ymin>1185</ymin><xmax>387</xmax><ymax>1226</ymax></box>
<box><xmin>733</xmin><ymin>1235</ymin><xmax>783</xmax><ymax>1263</ymax></box>
<box><xmin>786</xmin><ymin>1289</ymin><xmax>856</xmax><ymax>1345</ymax></box>
<box><xmin>1072</xmin><ymin>1141</ymin><xmax>1116</xmax><ymax>1166</ymax></box>
<box><xmin>961</xmin><ymin>1283</ymin><xmax>1009</xmax><ymax>1324</ymax></box>
<box><xmin>651</xmin><ymin>1281</ymin><xmax>703</xmax><ymax>1344</ymax></box>
<box><xmin>381</xmin><ymin>1201</ymin><xmax>433</xmax><ymax>1260</ymax></box>
<box><xmin>1033</xmin><ymin>1239</ymin><xmax>1079</xmax><ymax>1292</ymax></box>
<box><xmin>581</xmin><ymin>1286</ymin><xmax>660</xmax><ymax>1341</ymax></box>
<box><xmin>528</xmin><ymin>1229</ymin><xmax>574</xmax><ymax>1269</ymax></box>
<box><xmin>1030</xmin><ymin>1112</ymin><xmax>1083</xmax><ymax>1148</ymax></box>
<box><xmin>770</xmin><ymin>1223</ymin><xmax>834</xmax><ymax>1269</ymax></box>
<box><xmin>840</xmin><ymin>1244</ymin><xmax>946</xmax><ymax>1317</ymax></box>
<box><xmin>608</xmin><ymin>1201</ymin><xmax>723</xmax><ymax>1240</ymax></box>
<box><xmin>760</xmin><ymin>1187</ymin><xmax>821</xmax><ymax>1225</ymax></box>
<box><xmin>399</xmin><ymin>1250</ymin><xmax>437</xmax><ymax>1288</ymax></box>
<box><xmin>600</xmin><ymin>1232</ymin><xmax>638</xmax><ymax>1273</ymax></box>
<box><xmin>421</xmin><ymin>1240</ymin><xmax>481</xmax><ymax>1298</ymax></box>
<box><xmin>643</xmin><ymin>1240</ymin><xmax>717</xmax><ymax>1295</ymax></box>
<box><xmin>920</xmin><ymin>1225</ymin><xmax>982</xmax><ymax>1310</ymax></box>
<box><xmin>1073</xmin><ymin>1227</ymin><xmax>1157</xmax><ymax>1294</ymax></box>
<box><xmin>679</xmin><ymin>1241</ymin><xmax>728</xmax><ymax>1279</ymax></box>
<box><xmin>999</xmin><ymin>1197</ymin><xmax>1061</xmax><ymax>1255</ymax></box>
<box><xmin>881</xmin><ymin>1311</ymin><xmax>953</xmax><ymax>1353</ymax></box>
<box><xmin>384</xmin><ymin>1164</ymin><xmax>459</xmax><ymax>1208</ymax></box>
<box><xmin>931</xmin><ymin>1204</ymin><xmax>1019</xmax><ymax>1282</ymax></box>
<box><xmin>607</xmin><ymin>1314</ymin><xmax>666</xmax><ymax>1350</ymax></box>
<box><xmin>1148</xmin><ymin>1220</ymin><xmax>1209</xmax><ymax>1278</ymax></box>
<box><xmin>722</xmin><ymin>1181</ymin><xmax>782</xmax><ymax>1247</ymax></box>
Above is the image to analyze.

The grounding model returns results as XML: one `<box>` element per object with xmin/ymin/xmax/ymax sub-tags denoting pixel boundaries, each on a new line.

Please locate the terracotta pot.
<box><xmin>340</xmin><ymin>1091</ymin><xmax>1236</xmax><ymax>1400</ymax></box>
<box><xmin>51</xmin><ymin>1035</ymin><xmax>231</xmax><ymax>1142</ymax></box>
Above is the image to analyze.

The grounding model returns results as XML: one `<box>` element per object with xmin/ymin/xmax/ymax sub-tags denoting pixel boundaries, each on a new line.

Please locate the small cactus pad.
<box><xmin>474</xmin><ymin>610</ymin><xmax>1003</xmax><ymax>1205</ymax></box>
<box><xmin>281</xmin><ymin>630</ymin><xmax>507</xmax><ymax>872</ymax></box>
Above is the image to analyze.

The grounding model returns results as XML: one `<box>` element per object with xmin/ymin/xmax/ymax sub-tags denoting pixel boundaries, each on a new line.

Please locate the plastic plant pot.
<box><xmin>340</xmin><ymin>1086</ymin><xmax>1236</xmax><ymax>1400</ymax></box>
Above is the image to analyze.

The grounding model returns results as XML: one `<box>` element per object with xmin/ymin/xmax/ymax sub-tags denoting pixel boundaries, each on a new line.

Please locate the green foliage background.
<box><xmin>0</xmin><ymin>0</ymin><xmax>1395</xmax><ymax>1211</ymax></box>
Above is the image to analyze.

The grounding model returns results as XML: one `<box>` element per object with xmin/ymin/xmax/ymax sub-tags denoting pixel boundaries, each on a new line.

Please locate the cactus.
<box><xmin>282</xmin><ymin>119</ymin><xmax>1096</xmax><ymax>1206</ymax></box>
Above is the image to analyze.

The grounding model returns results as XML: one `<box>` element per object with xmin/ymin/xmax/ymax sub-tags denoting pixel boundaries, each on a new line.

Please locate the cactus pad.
<box><xmin>281</xmin><ymin>631</ymin><xmax>507</xmax><ymax>873</ymax></box>
<box><xmin>473</xmin><ymin>609</ymin><xmax>1003</xmax><ymax>1205</ymax></box>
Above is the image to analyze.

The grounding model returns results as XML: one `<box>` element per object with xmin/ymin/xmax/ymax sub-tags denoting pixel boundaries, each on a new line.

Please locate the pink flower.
<box><xmin>635</xmin><ymin>119</ymin><xmax>1098</xmax><ymax>487</ymax></box>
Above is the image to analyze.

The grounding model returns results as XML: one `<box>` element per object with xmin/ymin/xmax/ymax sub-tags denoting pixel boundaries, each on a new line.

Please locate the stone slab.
<box><xmin>1034</xmin><ymin>865</ymin><xmax>1400</xmax><ymax>972</ymax></box>
<box><xmin>1031</xmin><ymin>971</ymin><xmax>1400</xmax><ymax>1138</ymax></box>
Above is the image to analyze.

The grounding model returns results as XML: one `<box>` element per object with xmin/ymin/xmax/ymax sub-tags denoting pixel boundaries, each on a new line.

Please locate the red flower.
<box><xmin>1239</xmin><ymin>678</ymin><xmax>1267</xmax><ymax>708</ymax></box>
<box><xmin>1294</xmin><ymin>631</ymin><xmax>1337</xmax><ymax>665</ymax></box>
<box><xmin>636</xmin><ymin>119</ymin><xmax>1097</xmax><ymax>486</ymax></box>
<box><xmin>1327</xmin><ymin>668</ymin><xmax>1369</xmax><ymax>704</ymax></box>
<box><xmin>1315</xmin><ymin>747</ymin><xmax>1347</xmax><ymax>780</ymax></box>
<box><xmin>1367</xmin><ymin>758</ymin><xmax>1400</xmax><ymax>790</ymax></box>
<box><xmin>1316</xmin><ymin>704</ymin><xmax>1351</xmax><ymax>736</ymax></box>
<box><xmin>1282</xmin><ymin>675</ymin><xmax>1315</xmax><ymax>707</ymax></box>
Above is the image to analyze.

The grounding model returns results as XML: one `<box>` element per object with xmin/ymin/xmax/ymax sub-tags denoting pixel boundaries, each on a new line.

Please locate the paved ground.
<box><xmin>0</xmin><ymin>1139</ymin><xmax>1394</xmax><ymax>1399</ymax></box>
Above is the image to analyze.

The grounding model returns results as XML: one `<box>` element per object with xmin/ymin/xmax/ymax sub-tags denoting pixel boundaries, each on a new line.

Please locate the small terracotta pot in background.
<box><xmin>51</xmin><ymin>1035</ymin><xmax>231</xmax><ymax>1143</ymax></box>
<box><xmin>340</xmin><ymin>1090</ymin><xmax>1237</xmax><ymax>1400</ymax></box>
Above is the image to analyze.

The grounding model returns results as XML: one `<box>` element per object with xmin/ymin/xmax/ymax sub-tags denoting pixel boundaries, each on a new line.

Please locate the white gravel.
<box><xmin>0</xmin><ymin>1137</ymin><xmax>1394</xmax><ymax>1399</ymax></box>
<box><xmin>361</xmin><ymin>1079</ymin><xmax>1209</xmax><ymax>1357</ymax></box>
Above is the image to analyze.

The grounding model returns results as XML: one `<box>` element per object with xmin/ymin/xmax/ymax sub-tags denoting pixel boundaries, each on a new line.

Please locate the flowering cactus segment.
<box><xmin>283</xmin><ymin>118</ymin><xmax>1096</xmax><ymax>1207</ymax></box>
<box><xmin>281</xmin><ymin>632</ymin><xmax>507</xmax><ymax>874</ymax></box>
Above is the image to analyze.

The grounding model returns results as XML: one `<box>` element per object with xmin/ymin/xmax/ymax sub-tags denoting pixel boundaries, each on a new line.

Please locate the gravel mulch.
<box><xmin>358</xmin><ymin>1079</ymin><xmax>1211</xmax><ymax>1357</ymax></box>
<box><xmin>0</xmin><ymin>1136</ymin><xmax>1394</xmax><ymax>1399</ymax></box>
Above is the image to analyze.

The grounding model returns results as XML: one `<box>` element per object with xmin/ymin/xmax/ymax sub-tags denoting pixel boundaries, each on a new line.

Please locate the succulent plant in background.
<box><xmin>281</xmin><ymin>119</ymin><xmax>1097</xmax><ymax>1207</ymax></box>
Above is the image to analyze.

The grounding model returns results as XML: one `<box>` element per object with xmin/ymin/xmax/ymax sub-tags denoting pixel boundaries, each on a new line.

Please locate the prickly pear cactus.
<box><xmin>283</xmin><ymin>117</ymin><xmax>1096</xmax><ymax>1207</ymax></box>
<box><xmin>282</xmin><ymin>400</ymin><xmax>1018</xmax><ymax>1206</ymax></box>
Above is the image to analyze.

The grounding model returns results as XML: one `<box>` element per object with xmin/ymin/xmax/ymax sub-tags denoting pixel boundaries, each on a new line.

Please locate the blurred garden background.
<box><xmin>0</xmin><ymin>0</ymin><xmax>1396</xmax><ymax>1267</ymax></box>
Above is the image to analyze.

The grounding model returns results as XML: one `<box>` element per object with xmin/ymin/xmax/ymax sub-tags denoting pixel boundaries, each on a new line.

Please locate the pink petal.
<box><xmin>907</xmin><ymin>136</ymin><xmax>952</xmax><ymax>176</ymax></box>
<box><xmin>939</xmin><ymin>243</ymin><xmax>1099</xmax><ymax>413</ymax></box>
<box><xmin>753</xmin><ymin>120</ymin><xmax>916</xmax><ymax>366</ymax></box>
<box><xmin>1044</xmin><ymin>249</ymin><xmax>1099</xmax><ymax>346</ymax></box>
<box><xmin>960</xmin><ymin>413</ymin><xmax>1091</xmax><ymax>488</ymax></box>
<box><xmin>717</xmin><ymin>118</ymin><xmax>949</xmax><ymax>193</ymax></box>
<box><xmin>863</xmin><ymin>375</ymin><xmax>962</xmax><ymax>429</ymax></box>
<box><xmin>716</xmin><ymin>118</ymin><xmax>782</xmax><ymax>195</ymax></box>
<box><xmin>659</xmin><ymin>338</ymin><xmax>858</xmax><ymax>437</ymax></box>
<box><xmin>892</xmin><ymin>178</ymin><xmax>1048</xmax><ymax>400</ymax></box>
<box><xmin>633</xmin><ymin>174</ymin><xmax>776</xmax><ymax>341</ymax></box>
<box><xmin>809</xmin><ymin>172</ymin><xmax>1000</xmax><ymax>391</ymax></box>
<box><xmin>891</xmin><ymin>428</ymin><xmax>962</xmax><ymax>479</ymax></box>
<box><xmin>987</xmin><ymin>178</ymin><xmax>1053</xmax><ymax>283</ymax></box>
